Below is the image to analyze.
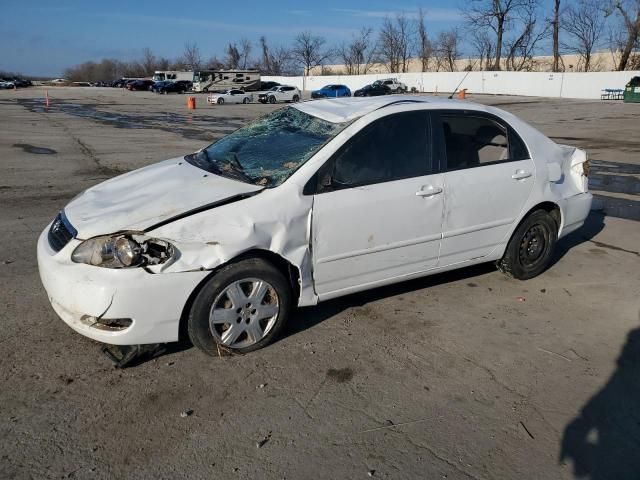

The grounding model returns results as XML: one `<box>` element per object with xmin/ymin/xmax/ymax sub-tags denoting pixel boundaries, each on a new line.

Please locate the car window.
<box><xmin>311</xmin><ymin>111</ymin><xmax>431</xmax><ymax>193</ymax></box>
<box><xmin>440</xmin><ymin>114</ymin><xmax>526</xmax><ymax>170</ymax></box>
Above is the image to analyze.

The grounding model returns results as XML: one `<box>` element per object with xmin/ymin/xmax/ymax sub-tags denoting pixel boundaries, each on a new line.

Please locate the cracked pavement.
<box><xmin>1</xmin><ymin>87</ymin><xmax>638</xmax><ymax>479</ymax></box>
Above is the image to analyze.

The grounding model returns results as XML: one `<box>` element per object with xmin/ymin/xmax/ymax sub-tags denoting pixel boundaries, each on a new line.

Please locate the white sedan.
<box><xmin>38</xmin><ymin>96</ymin><xmax>592</xmax><ymax>355</ymax></box>
<box><xmin>207</xmin><ymin>89</ymin><xmax>253</xmax><ymax>105</ymax></box>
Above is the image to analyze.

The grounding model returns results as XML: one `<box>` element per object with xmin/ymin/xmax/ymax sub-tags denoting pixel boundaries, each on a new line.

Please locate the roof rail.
<box><xmin>376</xmin><ymin>99</ymin><xmax>430</xmax><ymax>111</ymax></box>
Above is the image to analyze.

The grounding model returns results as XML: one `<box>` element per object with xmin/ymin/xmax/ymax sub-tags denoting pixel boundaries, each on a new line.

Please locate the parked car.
<box><xmin>0</xmin><ymin>80</ymin><xmax>14</xmax><ymax>89</ymax></box>
<box><xmin>153</xmin><ymin>80</ymin><xmax>191</xmax><ymax>94</ymax></box>
<box><xmin>259</xmin><ymin>81</ymin><xmax>280</xmax><ymax>91</ymax></box>
<box><xmin>353</xmin><ymin>83</ymin><xmax>392</xmax><ymax>97</ymax></box>
<box><xmin>373</xmin><ymin>78</ymin><xmax>407</xmax><ymax>93</ymax></box>
<box><xmin>207</xmin><ymin>89</ymin><xmax>253</xmax><ymax>105</ymax></box>
<box><xmin>311</xmin><ymin>84</ymin><xmax>351</xmax><ymax>99</ymax></box>
<box><xmin>11</xmin><ymin>78</ymin><xmax>32</xmax><ymax>88</ymax></box>
<box><xmin>258</xmin><ymin>85</ymin><xmax>300</xmax><ymax>104</ymax></box>
<box><xmin>38</xmin><ymin>96</ymin><xmax>592</xmax><ymax>356</ymax></box>
<box><xmin>127</xmin><ymin>79</ymin><xmax>154</xmax><ymax>91</ymax></box>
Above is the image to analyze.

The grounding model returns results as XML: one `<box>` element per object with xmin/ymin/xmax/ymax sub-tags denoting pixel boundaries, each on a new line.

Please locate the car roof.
<box><xmin>293</xmin><ymin>95</ymin><xmax>493</xmax><ymax>123</ymax></box>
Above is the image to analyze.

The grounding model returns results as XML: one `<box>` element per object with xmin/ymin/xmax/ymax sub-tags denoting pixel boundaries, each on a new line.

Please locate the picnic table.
<box><xmin>601</xmin><ymin>88</ymin><xmax>624</xmax><ymax>100</ymax></box>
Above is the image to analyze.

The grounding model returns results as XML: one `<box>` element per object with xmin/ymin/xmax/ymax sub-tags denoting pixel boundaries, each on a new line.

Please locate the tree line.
<box><xmin>62</xmin><ymin>0</ymin><xmax>640</xmax><ymax>82</ymax></box>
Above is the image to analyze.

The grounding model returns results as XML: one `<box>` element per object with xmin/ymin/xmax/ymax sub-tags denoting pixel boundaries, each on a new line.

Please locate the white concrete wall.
<box><xmin>263</xmin><ymin>71</ymin><xmax>640</xmax><ymax>99</ymax></box>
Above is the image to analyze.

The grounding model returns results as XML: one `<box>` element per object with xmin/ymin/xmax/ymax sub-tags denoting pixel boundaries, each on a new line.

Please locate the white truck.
<box><xmin>257</xmin><ymin>85</ymin><xmax>301</xmax><ymax>104</ymax></box>
<box><xmin>373</xmin><ymin>78</ymin><xmax>408</xmax><ymax>93</ymax></box>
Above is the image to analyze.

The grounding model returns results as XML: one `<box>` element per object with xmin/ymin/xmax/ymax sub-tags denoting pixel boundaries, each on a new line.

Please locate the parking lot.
<box><xmin>1</xmin><ymin>87</ymin><xmax>638</xmax><ymax>479</ymax></box>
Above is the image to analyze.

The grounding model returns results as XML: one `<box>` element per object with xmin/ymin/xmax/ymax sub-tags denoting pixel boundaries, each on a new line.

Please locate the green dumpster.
<box><xmin>623</xmin><ymin>76</ymin><xmax>640</xmax><ymax>103</ymax></box>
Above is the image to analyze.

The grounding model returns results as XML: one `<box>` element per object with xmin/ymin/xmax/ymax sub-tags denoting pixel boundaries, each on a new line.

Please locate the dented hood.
<box><xmin>65</xmin><ymin>157</ymin><xmax>263</xmax><ymax>239</ymax></box>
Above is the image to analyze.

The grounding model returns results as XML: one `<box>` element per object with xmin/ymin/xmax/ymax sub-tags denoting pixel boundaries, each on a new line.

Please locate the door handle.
<box><xmin>512</xmin><ymin>170</ymin><xmax>532</xmax><ymax>180</ymax></box>
<box><xmin>416</xmin><ymin>186</ymin><xmax>443</xmax><ymax>197</ymax></box>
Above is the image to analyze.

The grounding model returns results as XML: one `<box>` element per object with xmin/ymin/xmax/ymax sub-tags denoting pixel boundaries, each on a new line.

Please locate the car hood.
<box><xmin>64</xmin><ymin>157</ymin><xmax>263</xmax><ymax>239</ymax></box>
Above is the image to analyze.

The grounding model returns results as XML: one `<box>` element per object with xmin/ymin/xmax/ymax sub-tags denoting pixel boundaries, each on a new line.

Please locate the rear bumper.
<box><xmin>37</xmin><ymin>227</ymin><xmax>209</xmax><ymax>345</ymax></box>
<box><xmin>559</xmin><ymin>192</ymin><xmax>593</xmax><ymax>238</ymax></box>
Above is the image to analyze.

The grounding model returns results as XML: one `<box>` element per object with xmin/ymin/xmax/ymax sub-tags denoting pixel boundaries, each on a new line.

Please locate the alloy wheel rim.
<box><xmin>209</xmin><ymin>278</ymin><xmax>279</xmax><ymax>349</ymax></box>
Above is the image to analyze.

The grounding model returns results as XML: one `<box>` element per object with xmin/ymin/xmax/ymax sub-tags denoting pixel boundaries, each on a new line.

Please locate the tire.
<box><xmin>188</xmin><ymin>258</ymin><xmax>293</xmax><ymax>355</ymax></box>
<box><xmin>269</xmin><ymin>96</ymin><xmax>276</xmax><ymax>104</ymax></box>
<box><xmin>292</xmin><ymin>94</ymin><xmax>300</xmax><ymax>102</ymax></box>
<box><xmin>243</xmin><ymin>97</ymin><xmax>249</xmax><ymax>104</ymax></box>
<box><xmin>203</xmin><ymin>87</ymin><xmax>208</xmax><ymax>93</ymax></box>
<box><xmin>217</xmin><ymin>98</ymin><xmax>224</xmax><ymax>105</ymax></box>
<box><xmin>497</xmin><ymin>210</ymin><xmax>558</xmax><ymax>280</ymax></box>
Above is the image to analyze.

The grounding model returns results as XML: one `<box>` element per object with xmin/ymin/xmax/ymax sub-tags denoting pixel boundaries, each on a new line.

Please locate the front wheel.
<box><xmin>188</xmin><ymin>258</ymin><xmax>293</xmax><ymax>355</ymax></box>
<box><xmin>217</xmin><ymin>98</ymin><xmax>224</xmax><ymax>105</ymax></box>
<box><xmin>243</xmin><ymin>97</ymin><xmax>249</xmax><ymax>104</ymax></box>
<box><xmin>497</xmin><ymin>210</ymin><xmax>558</xmax><ymax>280</ymax></box>
<box><xmin>269</xmin><ymin>96</ymin><xmax>276</xmax><ymax>104</ymax></box>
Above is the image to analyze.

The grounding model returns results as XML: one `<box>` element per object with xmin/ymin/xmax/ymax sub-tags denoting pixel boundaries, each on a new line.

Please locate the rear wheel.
<box><xmin>497</xmin><ymin>210</ymin><xmax>558</xmax><ymax>280</ymax></box>
<box><xmin>292</xmin><ymin>94</ymin><xmax>300</xmax><ymax>102</ymax></box>
<box><xmin>188</xmin><ymin>258</ymin><xmax>292</xmax><ymax>355</ymax></box>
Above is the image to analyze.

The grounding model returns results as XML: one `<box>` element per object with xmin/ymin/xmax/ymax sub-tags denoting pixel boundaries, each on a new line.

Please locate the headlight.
<box><xmin>71</xmin><ymin>234</ymin><xmax>174</xmax><ymax>268</ymax></box>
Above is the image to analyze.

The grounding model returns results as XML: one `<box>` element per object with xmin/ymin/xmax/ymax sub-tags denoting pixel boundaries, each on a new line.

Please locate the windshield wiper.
<box><xmin>222</xmin><ymin>152</ymin><xmax>255</xmax><ymax>184</ymax></box>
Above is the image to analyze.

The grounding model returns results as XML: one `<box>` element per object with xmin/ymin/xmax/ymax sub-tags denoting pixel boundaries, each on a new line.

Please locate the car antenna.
<box><xmin>448</xmin><ymin>61</ymin><xmax>476</xmax><ymax>99</ymax></box>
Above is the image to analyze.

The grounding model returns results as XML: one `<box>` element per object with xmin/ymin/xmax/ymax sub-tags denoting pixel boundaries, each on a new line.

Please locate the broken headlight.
<box><xmin>71</xmin><ymin>234</ymin><xmax>174</xmax><ymax>268</ymax></box>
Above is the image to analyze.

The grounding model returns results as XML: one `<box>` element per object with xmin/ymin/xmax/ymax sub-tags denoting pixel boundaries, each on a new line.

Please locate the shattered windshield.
<box><xmin>185</xmin><ymin>107</ymin><xmax>347</xmax><ymax>187</ymax></box>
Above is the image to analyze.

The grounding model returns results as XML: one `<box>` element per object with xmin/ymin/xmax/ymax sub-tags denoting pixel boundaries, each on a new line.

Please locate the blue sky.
<box><xmin>0</xmin><ymin>1</ymin><xmax>464</xmax><ymax>76</ymax></box>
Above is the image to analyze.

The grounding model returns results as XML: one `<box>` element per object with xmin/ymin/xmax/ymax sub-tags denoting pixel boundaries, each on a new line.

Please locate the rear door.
<box><xmin>434</xmin><ymin>110</ymin><xmax>535</xmax><ymax>265</ymax></box>
<box><xmin>309</xmin><ymin>110</ymin><xmax>444</xmax><ymax>297</ymax></box>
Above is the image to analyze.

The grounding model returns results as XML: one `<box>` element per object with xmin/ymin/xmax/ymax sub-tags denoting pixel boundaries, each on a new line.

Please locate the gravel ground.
<box><xmin>0</xmin><ymin>87</ymin><xmax>638</xmax><ymax>480</ymax></box>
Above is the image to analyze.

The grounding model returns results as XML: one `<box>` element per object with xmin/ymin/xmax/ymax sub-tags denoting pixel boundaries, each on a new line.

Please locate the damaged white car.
<box><xmin>38</xmin><ymin>96</ymin><xmax>592</xmax><ymax>355</ymax></box>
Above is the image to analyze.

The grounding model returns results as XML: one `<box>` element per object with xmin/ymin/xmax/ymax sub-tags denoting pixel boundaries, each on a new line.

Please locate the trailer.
<box><xmin>192</xmin><ymin>70</ymin><xmax>261</xmax><ymax>92</ymax></box>
<box><xmin>152</xmin><ymin>71</ymin><xmax>194</xmax><ymax>83</ymax></box>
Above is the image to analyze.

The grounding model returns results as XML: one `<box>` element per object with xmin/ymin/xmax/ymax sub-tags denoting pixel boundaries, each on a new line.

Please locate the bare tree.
<box><xmin>339</xmin><ymin>27</ymin><xmax>376</xmax><ymax>75</ymax></box>
<box><xmin>377</xmin><ymin>14</ymin><xmax>414</xmax><ymax>73</ymax></box>
<box><xmin>271</xmin><ymin>46</ymin><xmax>293</xmax><ymax>75</ymax></box>
<box><xmin>291</xmin><ymin>31</ymin><xmax>331</xmax><ymax>75</ymax></box>
<box><xmin>434</xmin><ymin>28</ymin><xmax>461</xmax><ymax>72</ymax></box>
<box><xmin>416</xmin><ymin>8</ymin><xmax>433</xmax><ymax>71</ymax></box>
<box><xmin>239</xmin><ymin>38</ymin><xmax>252</xmax><ymax>69</ymax></box>
<box><xmin>182</xmin><ymin>42</ymin><xmax>202</xmax><ymax>70</ymax></box>
<box><xmin>564</xmin><ymin>0</ymin><xmax>606</xmax><ymax>71</ymax></box>
<box><xmin>606</xmin><ymin>0</ymin><xmax>640</xmax><ymax>70</ymax></box>
<box><xmin>472</xmin><ymin>29</ymin><xmax>495</xmax><ymax>70</ymax></box>
<box><xmin>205</xmin><ymin>56</ymin><xmax>225</xmax><ymax>70</ymax></box>
<box><xmin>259</xmin><ymin>36</ymin><xmax>272</xmax><ymax>73</ymax></box>
<box><xmin>141</xmin><ymin>47</ymin><xmax>157</xmax><ymax>76</ymax></box>
<box><xmin>257</xmin><ymin>37</ymin><xmax>293</xmax><ymax>75</ymax></box>
<box><xmin>225</xmin><ymin>43</ymin><xmax>241</xmax><ymax>69</ymax></box>
<box><xmin>552</xmin><ymin>0</ymin><xmax>562</xmax><ymax>71</ymax></box>
<box><xmin>465</xmin><ymin>0</ymin><xmax>538</xmax><ymax>70</ymax></box>
<box><xmin>505</xmin><ymin>4</ymin><xmax>550</xmax><ymax>71</ymax></box>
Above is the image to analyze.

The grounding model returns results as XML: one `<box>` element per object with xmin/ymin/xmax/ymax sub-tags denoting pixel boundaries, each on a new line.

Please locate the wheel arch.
<box><xmin>522</xmin><ymin>201</ymin><xmax>562</xmax><ymax>232</ymax></box>
<box><xmin>177</xmin><ymin>249</ymin><xmax>301</xmax><ymax>342</ymax></box>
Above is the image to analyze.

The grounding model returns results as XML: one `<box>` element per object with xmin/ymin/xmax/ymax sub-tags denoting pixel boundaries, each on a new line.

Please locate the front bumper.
<box><xmin>37</xmin><ymin>227</ymin><xmax>209</xmax><ymax>345</ymax></box>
